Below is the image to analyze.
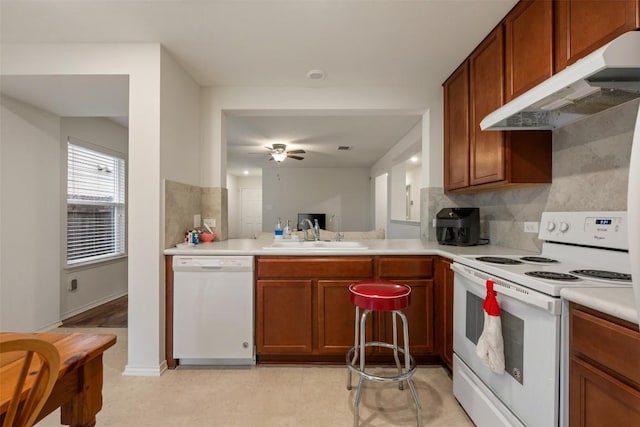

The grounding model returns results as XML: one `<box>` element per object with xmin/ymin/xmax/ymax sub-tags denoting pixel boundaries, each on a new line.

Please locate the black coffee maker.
<box><xmin>436</xmin><ymin>208</ymin><xmax>481</xmax><ymax>246</ymax></box>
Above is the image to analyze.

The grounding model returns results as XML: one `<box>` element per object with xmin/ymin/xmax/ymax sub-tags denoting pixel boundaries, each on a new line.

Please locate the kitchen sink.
<box><xmin>262</xmin><ymin>240</ymin><xmax>368</xmax><ymax>250</ymax></box>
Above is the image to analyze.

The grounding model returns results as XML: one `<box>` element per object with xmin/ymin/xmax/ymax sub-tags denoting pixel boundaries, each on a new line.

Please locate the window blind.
<box><xmin>67</xmin><ymin>141</ymin><xmax>125</xmax><ymax>265</ymax></box>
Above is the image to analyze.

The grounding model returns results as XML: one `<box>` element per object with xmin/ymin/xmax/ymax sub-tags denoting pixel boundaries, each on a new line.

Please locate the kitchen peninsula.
<box><xmin>164</xmin><ymin>239</ymin><xmax>536</xmax><ymax>368</ymax></box>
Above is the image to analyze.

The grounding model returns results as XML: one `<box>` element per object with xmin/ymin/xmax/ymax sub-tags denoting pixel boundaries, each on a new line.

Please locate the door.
<box><xmin>443</xmin><ymin>62</ymin><xmax>470</xmax><ymax>191</ymax></box>
<box><xmin>555</xmin><ymin>0</ymin><xmax>640</xmax><ymax>71</ymax></box>
<box><xmin>435</xmin><ymin>258</ymin><xmax>454</xmax><ymax>369</ymax></box>
<box><xmin>504</xmin><ymin>0</ymin><xmax>554</xmax><ymax>100</ymax></box>
<box><xmin>317</xmin><ymin>280</ymin><xmax>374</xmax><ymax>354</ymax></box>
<box><xmin>240</xmin><ymin>187</ymin><xmax>262</xmax><ymax>238</ymax></box>
<box><xmin>469</xmin><ymin>26</ymin><xmax>506</xmax><ymax>186</ymax></box>
<box><xmin>256</xmin><ymin>279</ymin><xmax>313</xmax><ymax>354</ymax></box>
<box><xmin>381</xmin><ymin>279</ymin><xmax>435</xmax><ymax>356</ymax></box>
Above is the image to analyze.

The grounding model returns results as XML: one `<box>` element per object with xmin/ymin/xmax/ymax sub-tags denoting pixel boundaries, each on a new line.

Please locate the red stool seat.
<box><xmin>349</xmin><ymin>280</ymin><xmax>411</xmax><ymax>311</ymax></box>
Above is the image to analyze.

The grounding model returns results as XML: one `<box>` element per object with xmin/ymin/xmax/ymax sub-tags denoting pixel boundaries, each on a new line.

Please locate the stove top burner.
<box><xmin>520</xmin><ymin>256</ymin><xmax>559</xmax><ymax>264</ymax></box>
<box><xmin>476</xmin><ymin>256</ymin><xmax>523</xmax><ymax>265</ymax></box>
<box><xmin>569</xmin><ymin>269</ymin><xmax>632</xmax><ymax>282</ymax></box>
<box><xmin>524</xmin><ymin>271</ymin><xmax>581</xmax><ymax>281</ymax></box>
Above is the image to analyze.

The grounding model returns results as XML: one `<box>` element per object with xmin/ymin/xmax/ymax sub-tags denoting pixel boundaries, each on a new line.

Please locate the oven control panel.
<box><xmin>539</xmin><ymin>211</ymin><xmax>628</xmax><ymax>250</ymax></box>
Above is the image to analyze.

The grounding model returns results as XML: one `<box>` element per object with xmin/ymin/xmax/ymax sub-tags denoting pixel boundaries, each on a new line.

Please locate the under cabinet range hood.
<box><xmin>481</xmin><ymin>31</ymin><xmax>640</xmax><ymax>131</ymax></box>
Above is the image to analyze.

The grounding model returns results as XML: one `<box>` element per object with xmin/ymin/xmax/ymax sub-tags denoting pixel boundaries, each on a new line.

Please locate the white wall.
<box><xmin>201</xmin><ymin>85</ymin><xmax>431</xmax><ymax>194</ymax></box>
<box><xmin>407</xmin><ymin>164</ymin><xmax>421</xmax><ymax>220</ymax></box>
<box><xmin>0</xmin><ymin>95</ymin><xmax>61</xmax><ymax>332</ymax></box>
<box><xmin>1</xmin><ymin>43</ymin><xmax>167</xmax><ymax>376</ymax></box>
<box><xmin>371</xmin><ymin>121</ymin><xmax>422</xmax><ymax>238</ymax></box>
<box><xmin>374</xmin><ymin>173</ymin><xmax>388</xmax><ymax>231</ymax></box>
<box><xmin>159</xmin><ymin>48</ymin><xmax>202</xmax><ymax>369</ymax></box>
<box><xmin>226</xmin><ymin>174</ymin><xmax>239</xmax><ymax>237</ymax></box>
<box><xmin>262</xmin><ymin>167</ymin><xmax>371</xmax><ymax>232</ymax></box>
<box><xmin>60</xmin><ymin>117</ymin><xmax>128</xmax><ymax>319</ymax></box>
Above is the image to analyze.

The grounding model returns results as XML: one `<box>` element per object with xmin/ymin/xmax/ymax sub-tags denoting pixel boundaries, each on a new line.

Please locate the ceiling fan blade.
<box><xmin>264</xmin><ymin>145</ymin><xmax>274</xmax><ymax>150</ymax></box>
<box><xmin>287</xmin><ymin>155</ymin><xmax>305</xmax><ymax>160</ymax></box>
<box><xmin>287</xmin><ymin>149</ymin><xmax>306</xmax><ymax>154</ymax></box>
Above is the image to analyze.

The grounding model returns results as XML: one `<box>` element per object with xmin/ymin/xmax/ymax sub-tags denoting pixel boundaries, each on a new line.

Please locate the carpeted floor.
<box><xmin>38</xmin><ymin>327</ymin><xmax>473</xmax><ymax>427</ymax></box>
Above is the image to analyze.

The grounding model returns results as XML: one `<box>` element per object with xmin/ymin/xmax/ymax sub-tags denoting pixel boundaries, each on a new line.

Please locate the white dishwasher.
<box><xmin>173</xmin><ymin>255</ymin><xmax>255</xmax><ymax>365</ymax></box>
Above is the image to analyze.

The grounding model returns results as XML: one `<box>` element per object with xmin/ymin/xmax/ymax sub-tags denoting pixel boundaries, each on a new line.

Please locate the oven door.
<box><xmin>452</xmin><ymin>262</ymin><xmax>561</xmax><ymax>427</ymax></box>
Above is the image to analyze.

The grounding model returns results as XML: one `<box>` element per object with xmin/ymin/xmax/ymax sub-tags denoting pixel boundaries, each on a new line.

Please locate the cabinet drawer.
<box><xmin>257</xmin><ymin>256</ymin><xmax>374</xmax><ymax>279</ymax></box>
<box><xmin>571</xmin><ymin>306</ymin><xmax>640</xmax><ymax>386</ymax></box>
<box><xmin>377</xmin><ymin>256</ymin><xmax>433</xmax><ymax>279</ymax></box>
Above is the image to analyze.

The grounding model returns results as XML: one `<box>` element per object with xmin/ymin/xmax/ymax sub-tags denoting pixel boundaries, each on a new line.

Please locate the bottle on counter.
<box><xmin>284</xmin><ymin>219</ymin><xmax>291</xmax><ymax>239</ymax></box>
<box><xmin>274</xmin><ymin>217</ymin><xmax>284</xmax><ymax>240</ymax></box>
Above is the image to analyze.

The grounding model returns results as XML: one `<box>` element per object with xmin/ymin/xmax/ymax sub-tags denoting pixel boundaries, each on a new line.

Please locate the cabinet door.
<box><xmin>505</xmin><ymin>0</ymin><xmax>554</xmax><ymax>100</ymax></box>
<box><xmin>317</xmin><ymin>280</ymin><xmax>373</xmax><ymax>354</ymax></box>
<box><xmin>435</xmin><ymin>258</ymin><xmax>454</xmax><ymax>369</ymax></box>
<box><xmin>381</xmin><ymin>279</ymin><xmax>435</xmax><ymax>356</ymax></box>
<box><xmin>470</xmin><ymin>26</ymin><xmax>506</xmax><ymax>186</ymax></box>
<box><xmin>256</xmin><ymin>280</ymin><xmax>313</xmax><ymax>354</ymax></box>
<box><xmin>443</xmin><ymin>62</ymin><xmax>470</xmax><ymax>191</ymax></box>
<box><xmin>569</xmin><ymin>356</ymin><xmax>640</xmax><ymax>426</ymax></box>
<box><xmin>556</xmin><ymin>0</ymin><xmax>640</xmax><ymax>71</ymax></box>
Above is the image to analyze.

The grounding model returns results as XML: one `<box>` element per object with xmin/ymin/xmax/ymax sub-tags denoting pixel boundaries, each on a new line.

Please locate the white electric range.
<box><xmin>451</xmin><ymin>211</ymin><xmax>631</xmax><ymax>427</ymax></box>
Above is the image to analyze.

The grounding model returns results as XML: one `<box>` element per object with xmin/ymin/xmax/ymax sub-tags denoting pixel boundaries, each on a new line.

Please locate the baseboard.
<box><xmin>61</xmin><ymin>290</ymin><xmax>128</xmax><ymax>320</ymax></box>
<box><xmin>122</xmin><ymin>360</ymin><xmax>168</xmax><ymax>377</ymax></box>
<box><xmin>39</xmin><ymin>320</ymin><xmax>63</xmax><ymax>332</ymax></box>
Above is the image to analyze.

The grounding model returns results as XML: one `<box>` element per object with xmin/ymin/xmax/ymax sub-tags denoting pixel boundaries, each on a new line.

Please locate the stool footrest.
<box><xmin>346</xmin><ymin>343</ymin><xmax>417</xmax><ymax>383</ymax></box>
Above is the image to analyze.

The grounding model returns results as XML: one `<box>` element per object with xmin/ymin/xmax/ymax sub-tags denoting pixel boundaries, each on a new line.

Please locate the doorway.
<box><xmin>240</xmin><ymin>187</ymin><xmax>263</xmax><ymax>238</ymax></box>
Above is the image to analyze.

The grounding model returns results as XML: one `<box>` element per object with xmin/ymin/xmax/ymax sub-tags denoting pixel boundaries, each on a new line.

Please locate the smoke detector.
<box><xmin>307</xmin><ymin>69</ymin><xmax>326</xmax><ymax>80</ymax></box>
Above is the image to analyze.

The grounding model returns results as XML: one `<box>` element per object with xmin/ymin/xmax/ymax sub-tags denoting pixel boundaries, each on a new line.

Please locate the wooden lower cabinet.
<box><xmin>317</xmin><ymin>280</ymin><xmax>372</xmax><ymax>355</ymax></box>
<box><xmin>381</xmin><ymin>279</ymin><xmax>434</xmax><ymax>355</ymax></box>
<box><xmin>435</xmin><ymin>257</ymin><xmax>454</xmax><ymax>369</ymax></box>
<box><xmin>569</xmin><ymin>303</ymin><xmax>640</xmax><ymax>426</ymax></box>
<box><xmin>256</xmin><ymin>279</ymin><xmax>313</xmax><ymax>354</ymax></box>
<box><xmin>255</xmin><ymin>255</ymin><xmax>438</xmax><ymax>363</ymax></box>
<box><xmin>569</xmin><ymin>357</ymin><xmax>640</xmax><ymax>426</ymax></box>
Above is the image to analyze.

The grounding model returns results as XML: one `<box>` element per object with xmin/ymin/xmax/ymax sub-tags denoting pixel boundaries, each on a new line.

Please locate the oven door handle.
<box><xmin>452</xmin><ymin>263</ymin><xmax>561</xmax><ymax>315</ymax></box>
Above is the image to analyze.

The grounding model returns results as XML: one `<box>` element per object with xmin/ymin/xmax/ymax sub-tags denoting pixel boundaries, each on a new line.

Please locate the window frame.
<box><xmin>65</xmin><ymin>136</ymin><xmax>127</xmax><ymax>268</ymax></box>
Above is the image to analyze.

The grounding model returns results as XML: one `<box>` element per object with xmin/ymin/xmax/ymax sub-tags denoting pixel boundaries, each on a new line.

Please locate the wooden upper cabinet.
<box><xmin>505</xmin><ymin>0</ymin><xmax>554</xmax><ymax>100</ymax></box>
<box><xmin>442</xmin><ymin>6</ymin><xmax>553</xmax><ymax>194</ymax></box>
<box><xmin>556</xmin><ymin>0</ymin><xmax>640</xmax><ymax>71</ymax></box>
<box><xmin>443</xmin><ymin>62</ymin><xmax>470</xmax><ymax>191</ymax></box>
<box><xmin>469</xmin><ymin>26</ymin><xmax>506</xmax><ymax>186</ymax></box>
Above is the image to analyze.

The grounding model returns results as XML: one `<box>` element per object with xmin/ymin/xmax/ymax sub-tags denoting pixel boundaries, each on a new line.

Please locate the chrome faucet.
<box><xmin>301</xmin><ymin>218</ymin><xmax>320</xmax><ymax>241</ymax></box>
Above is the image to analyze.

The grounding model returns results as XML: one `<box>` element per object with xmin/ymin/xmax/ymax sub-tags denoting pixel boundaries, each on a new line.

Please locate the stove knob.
<box><xmin>560</xmin><ymin>222</ymin><xmax>569</xmax><ymax>232</ymax></box>
<box><xmin>546</xmin><ymin>221</ymin><xmax>556</xmax><ymax>231</ymax></box>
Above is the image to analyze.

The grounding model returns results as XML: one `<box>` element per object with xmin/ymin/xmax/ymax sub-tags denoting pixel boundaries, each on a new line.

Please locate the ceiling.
<box><xmin>0</xmin><ymin>0</ymin><xmax>518</xmax><ymax>176</ymax></box>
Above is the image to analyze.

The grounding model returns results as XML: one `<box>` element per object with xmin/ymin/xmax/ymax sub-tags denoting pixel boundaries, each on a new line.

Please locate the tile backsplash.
<box><xmin>423</xmin><ymin>99</ymin><xmax>639</xmax><ymax>251</ymax></box>
<box><xmin>164</xmin><ymin>180</ymin><xmax>228</xmax><ymax>248</ymax></box>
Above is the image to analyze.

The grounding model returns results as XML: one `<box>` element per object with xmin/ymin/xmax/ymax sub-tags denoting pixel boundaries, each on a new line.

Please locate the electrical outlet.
<box><xmin>432</xmin><ymin>218</ymin><xmax>437</xmax><ymax>228</ymax></box>
<box><xmin>524</xmin><ymin>221</ymin><xmax>539</xmax><ymax>233</ymax></box>
<box><xmin>68</xmin><ymin>278</ymin><xmax>78</xmax><ymax>291</ymax></box>
<box><xmin>194</xmin><ymin>214</ymin><xmax>201</xmax><ymax>228</ymax></box>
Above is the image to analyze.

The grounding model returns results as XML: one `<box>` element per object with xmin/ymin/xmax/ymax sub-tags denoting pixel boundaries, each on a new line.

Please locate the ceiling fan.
<box><xmin>264</xmin><ymin>143</ymin><xmax>306</xmax><ymax>162</ymax></box>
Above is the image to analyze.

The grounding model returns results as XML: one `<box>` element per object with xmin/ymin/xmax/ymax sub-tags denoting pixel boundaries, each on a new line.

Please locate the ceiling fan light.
<box><xmin>272</xmin><ymin>151</ymin><xmax>287</xmax><ymax>162</ymax></box>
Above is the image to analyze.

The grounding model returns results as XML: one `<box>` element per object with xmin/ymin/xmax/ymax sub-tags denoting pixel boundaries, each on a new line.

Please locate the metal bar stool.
<box><xmin>346</xmin><ymin>279</ymin><xmax>422</xmax><ymax>427</ymax></box>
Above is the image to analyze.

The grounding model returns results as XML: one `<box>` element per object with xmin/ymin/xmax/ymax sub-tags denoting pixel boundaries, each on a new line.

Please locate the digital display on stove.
<box><xmin>595</xmin><ymin>219</ymin><xmax>612</xmax><ymax>225</ymax></box>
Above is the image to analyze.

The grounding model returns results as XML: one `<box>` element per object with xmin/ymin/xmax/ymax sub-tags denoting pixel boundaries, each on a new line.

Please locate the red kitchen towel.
<box><xmin>476</xmin><ymin>280</ymin><xmax>505</xmax><ymax>373</ymax></box>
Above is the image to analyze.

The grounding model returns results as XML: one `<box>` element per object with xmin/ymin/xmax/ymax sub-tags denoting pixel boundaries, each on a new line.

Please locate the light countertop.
<box><xmin>163</xmin><ymin>238</ymin><xmax>537</xmax><ymax>258</ymax></box>
<box><xmin>164</xmin><ymin>238</ymin><xmax>639</xmax><ymax>325</ymax></box>
<box><xmin>561</xmin><ymin>287</ymin><xmax>639</xmax><ymax>325</ymax></box>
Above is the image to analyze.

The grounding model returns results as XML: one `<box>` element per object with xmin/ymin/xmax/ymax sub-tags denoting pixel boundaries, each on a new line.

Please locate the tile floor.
<box><xmin>39</xmin><ymin>328</ymin><xmax>473</xmax><ymax>426</ymax></box>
